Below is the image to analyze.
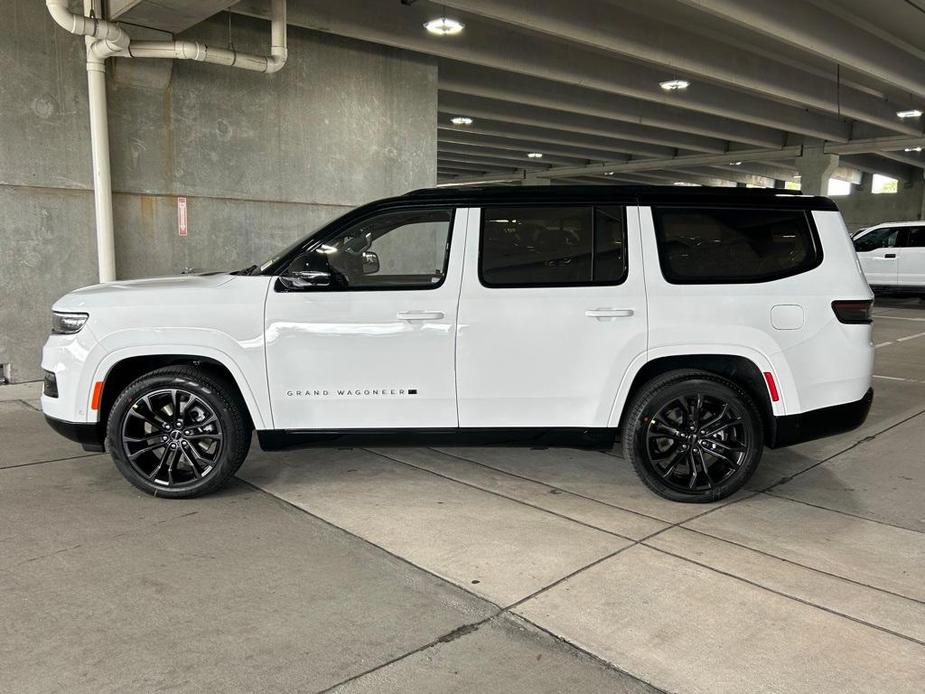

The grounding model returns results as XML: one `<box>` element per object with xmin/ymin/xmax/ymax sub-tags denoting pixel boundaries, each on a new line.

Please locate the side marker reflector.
<box><xmin>91</xmin><ymin>381</ymin><xmax>104</xmax><ymax>411</ymax></box>
<box><xmin>763</xmin><ymin>372</ymin><xmax>780</xmax><ymax>402</ymax></box>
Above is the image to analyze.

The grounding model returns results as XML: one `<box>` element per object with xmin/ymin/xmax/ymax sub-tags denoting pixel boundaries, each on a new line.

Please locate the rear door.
<box><xmin>896</xmin><ymin>226</ymin><xmax>925</xmax><ymax>289</ymax></box>
<box><xmin>853</xmin><ymin>226</ymin><xmax>900</xmax><ymax>287</ymax></box>
<box><xmin>455</xmin><ymin>204</ymin><xmax>647</xmax><ymax>427</ymax></box>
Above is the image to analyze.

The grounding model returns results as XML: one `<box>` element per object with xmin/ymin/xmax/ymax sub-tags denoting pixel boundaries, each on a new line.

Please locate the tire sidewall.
<box><xmin>107</xmin><ymin>369</ymin><xmax>248</xmax><ymax>498</ymax></box>
<box><xmin>625</xmin><ymin>375</ymin><xmax>763</xmax><ymax>503</ymax></box>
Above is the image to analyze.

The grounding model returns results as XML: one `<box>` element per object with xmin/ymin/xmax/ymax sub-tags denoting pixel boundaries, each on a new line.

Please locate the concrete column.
<box><xmin>797</xmin><ymin>146</ymin><xmax>839</xmax><ymax>196</ymax></box>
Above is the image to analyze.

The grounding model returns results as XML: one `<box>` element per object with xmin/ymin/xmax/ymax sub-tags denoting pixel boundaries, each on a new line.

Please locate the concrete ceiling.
<box><xmin>167</xmin><ymin>0</ymin><xmax>925</xmax><ymax>186</ymax></box>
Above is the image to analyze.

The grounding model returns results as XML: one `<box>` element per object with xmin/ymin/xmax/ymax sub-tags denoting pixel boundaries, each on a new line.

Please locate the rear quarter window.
<box><xmin>652</xmin><ymin>207</ymin><xmax>821</xmax><ymax>284</ymax></box>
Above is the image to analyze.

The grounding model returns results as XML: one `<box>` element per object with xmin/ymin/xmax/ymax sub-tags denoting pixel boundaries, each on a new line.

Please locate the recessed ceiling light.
<box><xmin>904</xmin><ymin>146</ymin><xmax>923</xmax><ymax>152</ymax></box>
<box><xmin>424</xmin><ymin>17</ymin><xmax>464</xmax><ymax>36</ymax></box>
<box><xmin>897</xmin><ymin>109</ymin><xmax>923</xmax><ymax>119</ymax></box>
<box><xmin>729</xmin><ymin>161</ymin><xmax>742</xmax><ymax>166</ymax></box>
<box><xmin>603</xmin><ymin>171</ymin><xmax>615</xmax><ymax>176</ymax></box>
<box><xmin>450</xmin><ymin>116</ymin><xmax>473</xmax><ymax>126</ymax></box>
<box><xmin>526</xmin><ymin>152</ymin><xmax>544</xmax><ymax>159</ymax></box>
<box><xmin>660</xmin><ymin>79</ymin><xmax>690</xmax><ymax>91</ymax></box>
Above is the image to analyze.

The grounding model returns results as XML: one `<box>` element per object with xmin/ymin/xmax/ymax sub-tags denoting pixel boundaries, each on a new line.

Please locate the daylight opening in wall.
<box><xmin>827</xmin><ymin>178</ymin><xmax>852</xmax><ymax>196</ymax></box>
<box><xmin>784</xmin><ymin>181</ymin><xmax>801</xmax><ymax>191</ymax></box>
<box><xmin>872</xmin><ymin>174</ymin><xmax>899</xmax><ymax>194</ymax></box>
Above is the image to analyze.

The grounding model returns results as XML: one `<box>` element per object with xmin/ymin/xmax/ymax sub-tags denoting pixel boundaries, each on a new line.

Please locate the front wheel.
<box><xmin>107</xmin><ymin>366</ymin><xmax>251</xmax><ymax>498</ymax></box>
<box><xmin>622</xmin><ymin>370</ymin><xmax>763</xmax><ymax>503</ymax></box>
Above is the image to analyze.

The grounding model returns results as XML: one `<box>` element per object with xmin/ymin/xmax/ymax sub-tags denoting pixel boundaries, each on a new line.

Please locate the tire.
<box><xmin>107</xmin><ymin>366</ymin><xmax>251</xmax><ymax>499</ymax></box>
<box><xmin>622</xmin><ymin>369</ymin><xmax>763</xmax><ymax>503</ymax></box>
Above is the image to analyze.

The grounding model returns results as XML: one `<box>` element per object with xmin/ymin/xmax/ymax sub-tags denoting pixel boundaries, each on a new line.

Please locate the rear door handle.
<box><xmin>397</xmin><ymin>310</ymin><xmax>445</xmax><ymax>321</ymax></box>
<box><xmin>884</xmin><ymin>253</ymin><xmax>897</xmax><ymax>258</ymax></box>
<box><xmin>585</xmin><ymin>308</ymin><xmax>635</xmax><ymax>319</ymax></box>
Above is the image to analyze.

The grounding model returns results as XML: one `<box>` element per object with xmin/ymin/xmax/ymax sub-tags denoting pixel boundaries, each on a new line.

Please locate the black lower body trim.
<box><xmin>258</xmin><ymin>427</ymin><xmax>616</xmax><ymax>451</ymax></box>
<box><xmin>769</xmin><ymin>388</ymin><xmax>873</xmax><ymax>448</ymax></box>
<box><xmin>45</xmin><ymin>416</ymin><xmax>105</xmax><ymax>453</ymax></box>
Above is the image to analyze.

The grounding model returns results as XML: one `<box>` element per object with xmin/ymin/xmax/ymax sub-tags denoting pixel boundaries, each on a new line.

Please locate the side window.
<box><xmin>479</xmin><ymin>206</ymin><xmax>627</xmax><ymax>287</ymax></box>
<box><xmin>900</xmin><ymin>227</ymin><xmax>925</xmax><ymax>248</ymax></box>
<box><xmin>853</xmin><ymin>227</ymin><xmax>899</xmax><ymax>252</ymax></box>
<box><xmin>285</xmin><ymin>209</ymin><xmax>453</xmax><ymax>290</ymax></box>
<box><xmin>652</xmin><ymin>207</ymin><xmax>820</xmax><ymax>284</ymax></box>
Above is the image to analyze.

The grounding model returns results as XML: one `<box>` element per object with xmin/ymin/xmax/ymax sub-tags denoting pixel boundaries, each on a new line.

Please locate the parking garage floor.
<box><xmin>2</xmin><ymin>299</ymin><xmax>924</xmax><ymax>694</ymax></box>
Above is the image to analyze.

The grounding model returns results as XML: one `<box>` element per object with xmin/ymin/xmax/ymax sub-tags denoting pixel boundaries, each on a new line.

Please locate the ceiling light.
<box><xmin>660</xmin><ymin>79</ymin><xmax>690</xmax><ymax>91</ymax></box>
<box><xmin>729</xmin><ymin>161</ymin><xmax>742</xmax><ymax>166</ymax></box>
<box><xmin>603</xmin><ymin>171</ymin><xmax>615</xmax><ymax>176</ymax></box>
<box><xmin>526</xmin><ymin>152</ymin><xmax>544</xmax><ymax>159</ymax></box>
<box><xmin>904</xmin><ymin>146</ymin><xmax>923</xmax><ymax>152</ymax></box>
<box><xmin>896</xmin><ymin>109</ymin><xmax>923</xmax><ymax>119</ymax></box>
<box><xmin>673</xmin><ymin>181</ymin><xmax>699</xmax><ymax>186</ymax></box>
<box><xmin>424</xmin><ymin>17</ymin><xmax>464</xmax><ymax>36</ymax></box>
<box><xmin>450</xmin><ymin>116</ymin><xmax>473</xmax><ymax>126</ymax></box>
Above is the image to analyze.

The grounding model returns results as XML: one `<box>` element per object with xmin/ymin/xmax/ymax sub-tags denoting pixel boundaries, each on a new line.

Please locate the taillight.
<box><xmin>832</xmin><ymin>300</ymin><xmax>873</xmax><ymax>325</ymax></box>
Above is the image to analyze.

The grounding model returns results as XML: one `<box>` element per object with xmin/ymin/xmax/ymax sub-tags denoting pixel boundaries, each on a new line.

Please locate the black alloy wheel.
<box><xmin>107</xmin><ymin>367</ymin><xmax>250</xmax><ymax>498</ymax></box>
<box><xmin>623</xmin><ymin>370</ymin><xmax>763</xmax><ymax>502</ymax></box>
<box><xmin>121</xmin><ymin>388</ymin><xmax>224</xmax><ymax>488</ymax></box>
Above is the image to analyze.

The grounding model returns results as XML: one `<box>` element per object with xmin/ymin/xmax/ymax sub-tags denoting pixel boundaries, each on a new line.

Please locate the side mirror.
<box><xmin>361</xmin><ymin>251</ymin><xmax>380</xmax><ymax>275</ymax></box>
<box><xmin>279</xmin><ymin>270</ymin><xmax>332</xmax><ymax>290</ymax></box>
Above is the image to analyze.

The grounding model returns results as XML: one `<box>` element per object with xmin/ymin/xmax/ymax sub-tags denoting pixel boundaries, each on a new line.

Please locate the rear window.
<box><xmin>652</xmin><ymin>207</ymin><xmax>820</xmax><ymax>284</ymax></box>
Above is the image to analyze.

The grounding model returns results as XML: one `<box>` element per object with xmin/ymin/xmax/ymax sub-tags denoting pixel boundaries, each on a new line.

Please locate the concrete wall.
<box><xmin>0</xmin><ymin>1</ymin><xmax>437</xmax><ymax>382</ymax></box>
<box><xmin>836</xmin><ymin>176</ymin><xmax>925</xmax><ymax>232</ymax></box>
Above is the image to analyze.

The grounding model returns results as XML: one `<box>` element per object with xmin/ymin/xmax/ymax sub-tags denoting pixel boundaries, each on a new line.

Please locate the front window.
<box><xmin>282</xmin><ymin>209</ymin><xmax>453</xmax><ymax>290</ymax></box>
<box><xmin>853</xmin><ymin>227</ymin><xmax>899</xmax><ymax>253</ymax></box>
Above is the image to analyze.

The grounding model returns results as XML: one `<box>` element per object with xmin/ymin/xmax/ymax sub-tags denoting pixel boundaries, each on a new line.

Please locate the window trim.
<box><xmin>477</xmin><ymin>204</ymin><xmax>629</xmax><ymax>289</ymax></box>
<box><xmin>651</xmin><ymin>206</ymin><xmax>823</xmax><ymax>286</ymax></box>
<box><xmin>274</xmin><ymin>206</ymin><xmax>457</xmax><ymax>293</ymax></box>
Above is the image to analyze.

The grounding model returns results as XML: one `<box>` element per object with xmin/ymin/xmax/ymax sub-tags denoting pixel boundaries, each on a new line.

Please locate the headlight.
<box><xmin>52</xmin><ymin>311</ymin><xmax>89</xmax><ymax>335</ymax></box>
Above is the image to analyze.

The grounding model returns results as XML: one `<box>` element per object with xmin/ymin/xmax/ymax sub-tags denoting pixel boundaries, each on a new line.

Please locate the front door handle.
<box><xmin>884</xmin><ymin>253</ymin><xmax>897</xmax><ymax>258</ymax></box>
<box><xmin>397</xmin><ymin>310</ymin><xmax>445</xmax><ymax>321</ymax></box>
<box><xmin>585</xmin><ymin>308</ymin><xmax>635</xmax><ymax>319</ymax></box>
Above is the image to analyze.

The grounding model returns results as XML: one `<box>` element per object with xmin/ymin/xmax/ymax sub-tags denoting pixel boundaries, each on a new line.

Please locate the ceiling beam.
<box><xmin>675</xmin><ymin>0</ymin><xmax>925</xmax><ymax>100</ymax></box>
<box><xmin>439</xmin><ymin>61</ymin><xmax>784</xmax><ymax>148</ymax></box>
<box><xmin>438</xmin><ymin>129</ymin><xmax>632</xmax><ymax>164</ymax></box>
<box><xmin>232</xmin><ymin>0</ymin><xmax>857</xmax><ymax>140</ymax></box>
<box><xmin>440</xmin><ymin>92</ymin><xmax>725</xmax><ymax>154</ymax></box>
<box><xmin>827</xmin><ymin>135</ymin><xmax>925</xmax><ymax>155</ymax></box>
<box><xmin>439</xmin><ymin>143</ymin><xmax>587</xmax><ymax>166</ymax></box>
<box><xmin>839</xmin><ymin>154</ymin><xmax>916</xmax><ymax>182</ymax></box>
<box><xmin>437</xmin><ymin>119</ymin><xmax>674</xmax><ymax>159</ymax></box>
<box><xmin>440</xmin><ymin>0</ymin><xmax>914</xmax><ymax>134</ymax></box>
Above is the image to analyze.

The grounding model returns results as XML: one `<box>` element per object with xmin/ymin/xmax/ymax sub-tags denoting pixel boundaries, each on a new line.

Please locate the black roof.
<box><xmin>401</xmin><ymin>184</ymin><xmax>838</xmax><ymax>211</ymax></box>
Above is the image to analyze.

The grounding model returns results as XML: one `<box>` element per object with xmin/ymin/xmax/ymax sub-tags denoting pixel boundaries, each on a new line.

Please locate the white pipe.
<box><xmin>45</xmin><ymin>0</ymin><xmax>288</xmax><ymax>282</ymax></box>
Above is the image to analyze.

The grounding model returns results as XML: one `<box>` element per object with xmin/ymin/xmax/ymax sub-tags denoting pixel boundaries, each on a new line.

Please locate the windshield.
<box><xmin>253</xmin><ymin>226</ymin><xmax>323</xmax><ymax>274</ymax></box>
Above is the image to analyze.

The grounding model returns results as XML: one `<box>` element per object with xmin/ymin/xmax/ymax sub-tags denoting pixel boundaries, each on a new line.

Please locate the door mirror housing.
<box><xmin>361</xmin><ymin>251</ymin><xmax>380</xmax><ymax>275</ymax></box>
<box><xmin>279</xmin><ymin>270</ymin><xmax>332</xmax><ymax>290</ymax></box>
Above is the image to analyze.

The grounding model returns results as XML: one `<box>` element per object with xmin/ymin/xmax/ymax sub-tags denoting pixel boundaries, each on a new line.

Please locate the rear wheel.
<box><xmin>622</xmin><ymin>370</ymin><xmax>763</xmax><ymax>502</ymax></box>
<box><xmin>107</xmin><ymin>366</ymin><xmax>251</xmax><ymax>498</ymax></box>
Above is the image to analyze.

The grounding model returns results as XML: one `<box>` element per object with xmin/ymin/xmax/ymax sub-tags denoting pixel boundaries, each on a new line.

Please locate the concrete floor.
<box><xmin>2</xmin><ymin>298</ymin><xmax>924</xmax><ymax>693</ymax></box>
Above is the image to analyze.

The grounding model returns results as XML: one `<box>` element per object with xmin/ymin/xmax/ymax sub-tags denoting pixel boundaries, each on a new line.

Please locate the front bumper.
<box><xmin>45</xmin><ymin>416</ymin><xmax>105</xmax><ymax>453</ymax></box>
<box><xmin>769</xmin><ymin>388</ymin><xmax>873</xmax><ymax>448</ymax></box>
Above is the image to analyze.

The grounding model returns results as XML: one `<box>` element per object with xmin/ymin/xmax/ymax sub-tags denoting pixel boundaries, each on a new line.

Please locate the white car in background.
<box><xmin>853</xmin><ymin>221</ymin><xmax>925</xmax><ymax>296</ymax></box>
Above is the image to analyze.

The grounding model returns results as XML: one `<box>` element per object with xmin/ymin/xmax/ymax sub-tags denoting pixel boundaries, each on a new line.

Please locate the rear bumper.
<box><xmin>45</xmin><ymin>416</ymin><xmax>105</xmax><ymax>453</ymax></box>
<box><xmin>769</xmin><ymin>388</ymin><xmax>873</xmax><ymax>448</ymax></box>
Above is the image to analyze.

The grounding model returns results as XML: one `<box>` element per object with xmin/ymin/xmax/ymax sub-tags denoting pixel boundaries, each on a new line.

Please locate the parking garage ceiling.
<box><xmin>142</xmin><ymin>0</ymin><xmax>925</xmax><ymax>186</ymax></box>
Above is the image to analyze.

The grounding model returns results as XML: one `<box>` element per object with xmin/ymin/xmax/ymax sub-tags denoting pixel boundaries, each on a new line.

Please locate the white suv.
<box><xmin>852</xmin><ymin>221</ymin><xmax>925</xmax><ymax>296</ymax></box>
<box><xmin>42</xmin><ymin>186</ymin><xmax>874</xmax><ymax>503</ymax></box>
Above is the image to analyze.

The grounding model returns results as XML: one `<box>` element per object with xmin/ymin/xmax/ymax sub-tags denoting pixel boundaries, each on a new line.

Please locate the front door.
<box><xmin>854</xmin><ymin>226</ymin><xmax>900</xmax><ymax>287</ymax></box>
<box><xmin>897</xmin><ymin>226</ymin><xmax>925</xmax><ymax>289</ymax></box>
<box><xmin>265</xmin><ymin>207</ymin><xmax>468</xmax><ymax>430</ymax></box>
<box><xmin>456</xmin><ymin>204</ymin><xmax>648</xmax><ymax>427</ymax></box>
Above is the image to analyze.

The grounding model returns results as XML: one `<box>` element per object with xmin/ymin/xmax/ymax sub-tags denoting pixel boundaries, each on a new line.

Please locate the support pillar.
<box><xmin>797</xmin><ymin>146</ymin><xmax>839</xmax><ymax>196</ymax></box>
